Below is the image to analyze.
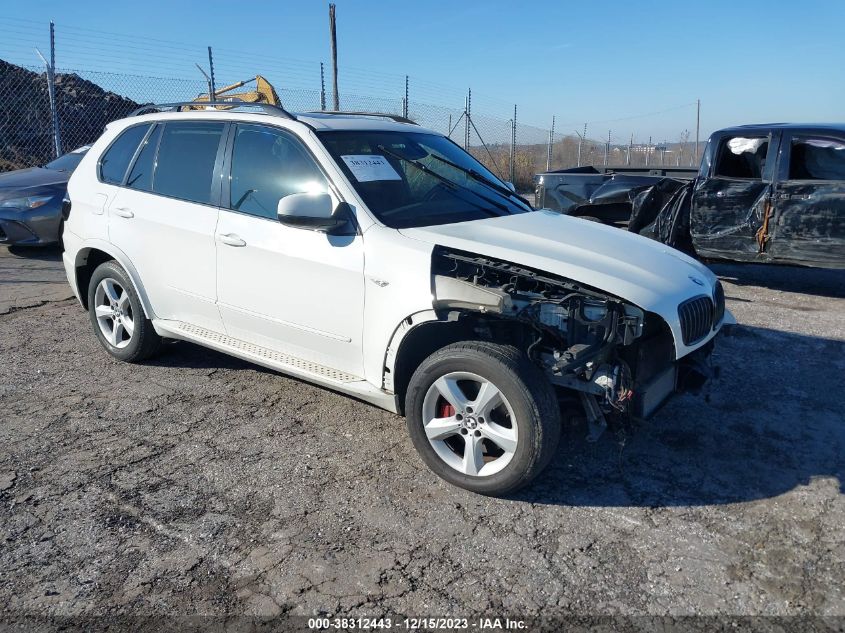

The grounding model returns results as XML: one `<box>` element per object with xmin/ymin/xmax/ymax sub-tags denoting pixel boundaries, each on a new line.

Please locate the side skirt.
<box><xmin>153</xmin><ymin>320</ymin><xmax>399</xmax><ymax>414</ymax></box>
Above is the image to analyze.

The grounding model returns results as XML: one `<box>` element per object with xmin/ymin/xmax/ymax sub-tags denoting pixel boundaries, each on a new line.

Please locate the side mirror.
<box><xmin>277</xmin><ymin>193</ymin><xmax>350</xmax><ymax>233</ymax></box>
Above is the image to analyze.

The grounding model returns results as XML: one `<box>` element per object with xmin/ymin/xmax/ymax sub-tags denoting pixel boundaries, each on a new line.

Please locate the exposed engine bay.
<box><xmin>431</xmin><ymin>246</ymin><xmax>704</xmax><ymax>439</ymax></box>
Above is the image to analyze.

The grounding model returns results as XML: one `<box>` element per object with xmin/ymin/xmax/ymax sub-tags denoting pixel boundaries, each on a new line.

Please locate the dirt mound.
<box><xmin>0</xmin><ymin>59</ymin><xmax>139</xmax><ymax>171</ymax></box>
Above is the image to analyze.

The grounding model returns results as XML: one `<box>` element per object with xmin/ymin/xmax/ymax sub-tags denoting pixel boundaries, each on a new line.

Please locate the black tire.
<box><xmin>87</xmin><ymin>260</ymin><xmax>162</xmax><ymax>363</ymax></box>
<box><xmin>405</xmin><ymin>341</ymin><xmax>560</xmax><ymax>496</ymax></box>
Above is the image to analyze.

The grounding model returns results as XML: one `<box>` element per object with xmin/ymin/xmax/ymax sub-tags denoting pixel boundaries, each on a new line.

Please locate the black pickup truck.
<box><xmin>535</xmin><ymin>123</ymin><xmax>845</xmax><ymax>268</ymax></box>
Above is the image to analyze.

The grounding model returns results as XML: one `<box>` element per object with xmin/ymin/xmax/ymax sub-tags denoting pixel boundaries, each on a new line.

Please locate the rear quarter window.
<box><xmin>126</xmin><ymin>124</ymin><xmax>163</xmax><ymax>192</ymax></box>
<box><xmin>99</xmin><ymin>124</ymin><xmax>150</xmax><ymax>185</ymax></box>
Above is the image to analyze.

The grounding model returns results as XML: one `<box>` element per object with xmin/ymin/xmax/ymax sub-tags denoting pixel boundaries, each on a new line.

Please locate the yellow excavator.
<box><xmin>191</xmin><ymin>75</ymin><xmax>281</xmax><ymax>108</ymax></box>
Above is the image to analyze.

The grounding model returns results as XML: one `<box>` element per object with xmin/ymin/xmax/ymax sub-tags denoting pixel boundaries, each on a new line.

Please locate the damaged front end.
<box><xmin>432</xmin><ymin>246</ymin><xmax>714</xmax><ymax>440</ymax></box>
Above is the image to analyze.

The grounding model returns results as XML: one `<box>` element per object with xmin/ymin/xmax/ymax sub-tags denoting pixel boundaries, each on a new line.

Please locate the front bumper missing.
<box><xmin>632</xmin><ymin>340</ymin><xmax>715</xmax><ymax>419</ymax></box>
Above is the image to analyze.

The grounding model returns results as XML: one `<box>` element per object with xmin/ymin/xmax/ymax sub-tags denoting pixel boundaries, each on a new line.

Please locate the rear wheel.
<box><xmin>405</xmin><ymin>341</ymin><xmax>560</xmax><ymax>496</ymax></box>
<box><xmin>87</xmin><ymin>261</ymin><xmax>162</xmax><ymax>362</ymax></box>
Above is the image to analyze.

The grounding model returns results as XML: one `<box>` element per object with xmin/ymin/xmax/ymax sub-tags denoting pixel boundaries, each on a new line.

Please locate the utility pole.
<box><xmin>207</xmin><ymin>46</ymin><xmax>216</xmax><ymax>98</ymax></box>
<box><xmin>695</xmin><ymin>98</ymin><xmax>700</xmax><ymax>164</ymax></box>
<box><xmin>328</xmin><ymin>3</ymin><xmax>339</xmax><ymax>110</ymax></box>
<box><xmin>603</xmin><ymin>129</ymin><xmax>610</xmax><ymax>167</ymax></box>
<box><xmin>646</xmin><ymin>135</ymin><xmax>652</xmax><ymax>167</ymax></box>
<box><xmin>509</xmin><ymin>104</ymin><xmax>517</xmax><ymax>184</ymax></box>
<box><xmin>447</xmin><ymin>113</ymin><xmax>452</xmax><ymax>137</ymax></box>
<box><xmin>546</xmin><ymin>115</ymin><xmax>555</xmax><ymax>171</ymax></box>
<box><xmin>320</xmin><ymin>62</ymin><xmax>326</xmax><ymax>111</ymax></box>
<box><xmin>403</xmin><ymin>75</ymin><xmax>409</xmax><ymax>119</ymax></box>
<box><xmin>627</xmin><ymin>133</ymin><xmax>633</xmax><ymax>166</ymax></box>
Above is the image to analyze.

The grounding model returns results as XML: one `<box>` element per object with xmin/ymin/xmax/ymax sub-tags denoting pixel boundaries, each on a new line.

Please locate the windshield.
<box><xmin>44</xmin><ymin>148</ymin><xmax>88</xmax><ymax>172</ymax></box>
<box><xmin>317</xmin><ymin>130</ymin><xmax>530</xmax><ymax>229</ymax></box>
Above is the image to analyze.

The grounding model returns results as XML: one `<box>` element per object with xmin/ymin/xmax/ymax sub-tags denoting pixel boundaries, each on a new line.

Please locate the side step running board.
<box><xmin>152</xmin><ymin>320</ymin><xmax>399</xmax><ymax>413</ymax></box>
<box><xmin>176</xmin><ymin>322</ymin><xmax>359</xmax><ymax>382</ymax></box>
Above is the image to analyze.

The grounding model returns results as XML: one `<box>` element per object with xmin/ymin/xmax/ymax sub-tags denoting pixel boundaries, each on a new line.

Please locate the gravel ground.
<box><xmin>0</xmin><ymin>244</ymin><xmax>843</xmax><ymax>628</ymax></box>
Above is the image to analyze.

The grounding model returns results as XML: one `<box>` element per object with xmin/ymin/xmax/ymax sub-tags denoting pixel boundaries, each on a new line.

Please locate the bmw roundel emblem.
<box><xmin>689</xmin><ymin>275</ymin><xmax>705</xmax><ymax>286</ymax></box>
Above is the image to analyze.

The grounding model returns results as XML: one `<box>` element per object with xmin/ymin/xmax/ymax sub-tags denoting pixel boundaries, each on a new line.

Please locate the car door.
<box><xmin>768</xmin><ymin>132</ymin><xmax>845</xmax><ymax>266</ymax></box>
<box><xmin>108</xmin><ymin>120</ymin><xmax>227</xmax><ymax>332</ymax></box>
<box><xmin>690</xmin><ymin>132</ymin><xmax>778</xmax><ymax>260</ymax></box>
<box><xmin>215</xmin><ymin>123</ymin><xmax>365</xmax><ymax>377</ymax></box>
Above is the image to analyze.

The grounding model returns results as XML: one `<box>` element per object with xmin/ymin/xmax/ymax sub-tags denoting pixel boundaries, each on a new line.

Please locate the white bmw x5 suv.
<box><xmin>62</xmin><ymin>103</ymin><xmax>730</xmax><ymax>495</ymax></box>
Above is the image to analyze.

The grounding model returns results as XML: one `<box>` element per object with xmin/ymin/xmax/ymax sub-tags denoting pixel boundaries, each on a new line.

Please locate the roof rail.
<box><xmin>129</xmin><ymin>101</ymin><xmax>296</xmax><ymax>120</ymax></box>
<box><xmin>306</xmin><ymin>110</ymin><xmax>418</xmax><ymax>125</ymax></box>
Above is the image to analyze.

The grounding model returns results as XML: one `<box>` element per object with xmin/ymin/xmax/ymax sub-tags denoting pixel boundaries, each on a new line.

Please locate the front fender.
<box><xmin>381</xmin><ymin>309</ymin><xmax>440</xmax><ymax>391</ymax></box>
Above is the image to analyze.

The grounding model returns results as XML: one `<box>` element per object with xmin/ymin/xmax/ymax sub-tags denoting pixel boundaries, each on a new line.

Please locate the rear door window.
<box><xmin>153</xmin><ymin>122</ymin><xmax>225</xmax><ymax>205</ymax></box>
<box><xmin>99</xmin><ymin>124</ymin><xmax>150</xmax><ymax>185</ymax></box>
<box><xmin>788</xmin><ymin>137</ymin><xmax>845</xmax><ymax>181</ymax></box>
<box><xmin>713</xmin><ymin>136</ymin><xmax>769</xmax><ymax>179</ymax></box>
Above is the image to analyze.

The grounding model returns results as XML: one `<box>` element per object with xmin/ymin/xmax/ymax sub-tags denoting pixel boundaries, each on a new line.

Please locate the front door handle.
<box><xmin>113</xmin><ymin>207</ymin><xmax>134</xmax><ymax>218</ymax></box>
<box><xmin>219</xmin><ymin>233</ymin><xmax>246</xmax><ymax>247</ymax></box>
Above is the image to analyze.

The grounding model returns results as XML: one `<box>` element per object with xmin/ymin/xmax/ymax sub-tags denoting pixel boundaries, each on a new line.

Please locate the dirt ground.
<box><xmin>0</xmin><ymin>244</ymin><xmax>843</xmax><ymax>629</ymax></box>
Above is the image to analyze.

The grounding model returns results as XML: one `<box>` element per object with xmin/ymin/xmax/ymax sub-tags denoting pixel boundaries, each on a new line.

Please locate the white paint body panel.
<box><xmin>215</xmin><ymin>209</ymin><xmax>365</xmax><ymax>376</ymax></box>
<box><xmin>108</xmin><ymin>186</ymin><xmax>224</xmax><ymax>332</ymax></box>
<box><xmin>359</xmin><ymin>224</ymin><xmax>435</xmax><ymax>385</ymax></box>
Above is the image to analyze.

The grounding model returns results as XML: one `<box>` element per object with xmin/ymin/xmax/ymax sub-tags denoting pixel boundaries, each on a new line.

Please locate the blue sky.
<box><xmin>2</xmin><ymin>0</ymin><xmax>844</xmax><ymax>144</ymax></box>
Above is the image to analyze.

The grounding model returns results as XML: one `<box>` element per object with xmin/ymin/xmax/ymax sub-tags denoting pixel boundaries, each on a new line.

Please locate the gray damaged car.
<box><xmin>535</xmin><ymin>123</ymin><xmax>845</xmax><ymax>269</ymax></box>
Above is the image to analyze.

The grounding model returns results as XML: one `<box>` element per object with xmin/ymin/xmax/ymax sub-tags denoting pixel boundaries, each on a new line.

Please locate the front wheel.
<box><xmin>405</xmin><ymin>341</ymin><xmax>561</xmax><ymax>496</ymax></box>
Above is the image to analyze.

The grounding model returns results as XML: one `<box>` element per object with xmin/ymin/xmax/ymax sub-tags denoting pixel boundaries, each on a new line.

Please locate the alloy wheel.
<box><xmin>93</xmin><ymin>278</ymin><xmax>135</xmax><ymax>349</ymax></box>
<box><xmin>421</xmin><ymin>371</ymin><xmax>518</xmax><ymax>477</ymax></box>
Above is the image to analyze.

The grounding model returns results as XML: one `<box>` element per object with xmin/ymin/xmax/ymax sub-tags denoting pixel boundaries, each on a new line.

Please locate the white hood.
<box><xmin>400</xmin><ymin>210</ymin><xmax>722</xmax><ymax>356</ymax></box>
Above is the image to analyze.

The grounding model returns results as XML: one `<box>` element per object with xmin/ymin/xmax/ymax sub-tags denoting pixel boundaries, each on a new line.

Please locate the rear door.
<box><xmin>690</xmin><ymin>132</ymin><xmax>778</xmax><ymax>260</ymax></box>
<box><xmin>108</xmin><ymin>120</ymin><xmax>227</xmax><ymax>331</ymax></box>
<box><xmin>769</xmin><ymin>132</ymin><xmax>845</xmax><ymax>266</ymax></box>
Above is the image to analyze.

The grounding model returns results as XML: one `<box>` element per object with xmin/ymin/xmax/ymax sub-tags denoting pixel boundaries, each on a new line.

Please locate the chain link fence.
<box><xmin>0</xmin><ymin>61</ymin><xmax>55</xmax><ymax>171</ymax></box>
<box><xmin>1</xmin><ymin>56</ymin><xmax>703</xmax><ymax>191</ymax></box>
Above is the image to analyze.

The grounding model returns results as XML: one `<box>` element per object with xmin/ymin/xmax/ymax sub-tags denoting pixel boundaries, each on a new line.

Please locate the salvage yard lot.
<box><xmin>0</xmin><ymin>243</ymin><xmax>843</xmax><ymax>620</ymax></box>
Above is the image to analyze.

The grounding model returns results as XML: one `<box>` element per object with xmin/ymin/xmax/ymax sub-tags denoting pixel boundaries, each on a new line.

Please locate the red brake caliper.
<box><xmin>438</xmin><ymin>400</ymin><xmax>455</xmax><ymax>418</ymax></box>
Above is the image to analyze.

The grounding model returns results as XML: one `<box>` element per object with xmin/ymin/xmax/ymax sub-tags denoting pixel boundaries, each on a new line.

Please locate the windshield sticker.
<box><xmin>341</xmin><ymin>155</ymin><xmax>401</xmax><ymax>182</ymax></box>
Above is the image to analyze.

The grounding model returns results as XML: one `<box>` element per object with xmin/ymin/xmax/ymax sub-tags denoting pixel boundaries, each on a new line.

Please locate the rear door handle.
<box><xmin>219</xmin><ymin>233</ymin><xmax>246</xmax><ymax>247</ymax></box>
<box><xmin>113</xmin><ymin>207</ymin><xmax>134</xmax><ymax>218</ymax></box>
